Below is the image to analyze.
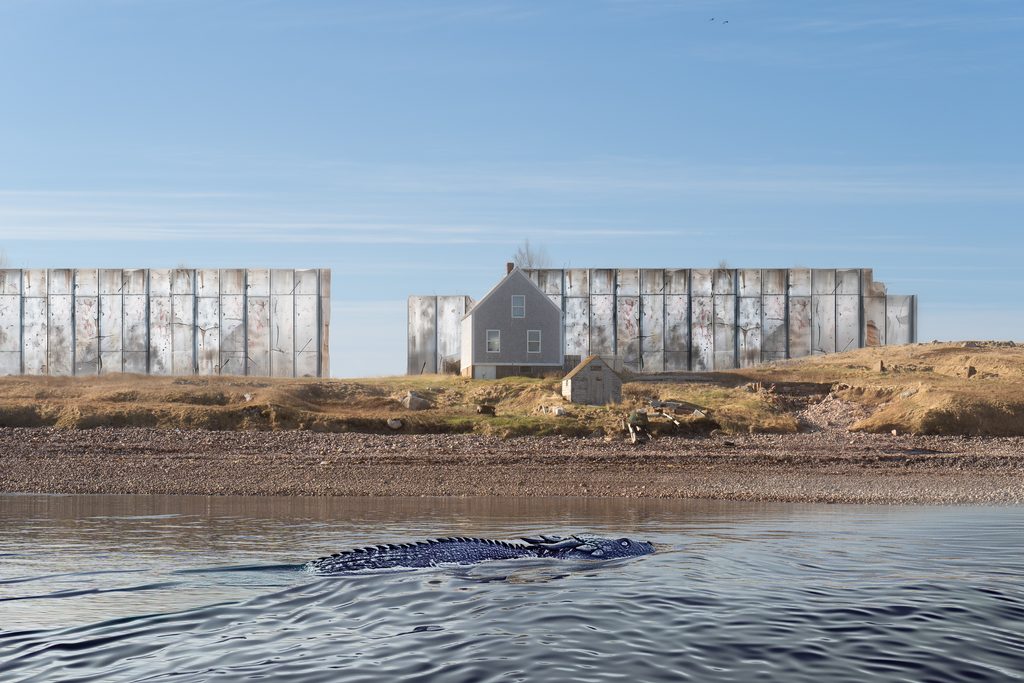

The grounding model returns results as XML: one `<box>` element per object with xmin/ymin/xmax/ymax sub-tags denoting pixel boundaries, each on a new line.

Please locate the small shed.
<box><xmin>561</xmin><ymin>355</ymin><xmax>622</xmax><ymax>405</ymax></box>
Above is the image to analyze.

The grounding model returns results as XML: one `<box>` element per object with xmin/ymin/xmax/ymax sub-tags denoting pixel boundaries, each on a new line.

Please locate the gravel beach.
<box><xmin>2</xmin><ymin>427</ymin><xmax>1023</xmax><ymax>504</ymax></box>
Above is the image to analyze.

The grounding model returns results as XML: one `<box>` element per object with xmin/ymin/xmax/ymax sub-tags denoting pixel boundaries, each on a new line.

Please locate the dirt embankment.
<box><xmin>0</xmin><ymin>341</ymin><xmax>1021</xmax><ymax>438</ymax></box>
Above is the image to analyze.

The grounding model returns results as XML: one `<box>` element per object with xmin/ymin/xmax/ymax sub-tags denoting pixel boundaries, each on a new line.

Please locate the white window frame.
<box><xmin>511</xmin><ymin>295</ymin><xmax>525</xmax><ymax>318</ymax></box>
<box><xmin>486</xmin><ymin>329</ymin><xmax>501</xmax><ymax>353</ymax></box>
<box><xmin>527</xmin><ymin>329</ymin><xmax>541</xmax><ymax>354</ymax></box>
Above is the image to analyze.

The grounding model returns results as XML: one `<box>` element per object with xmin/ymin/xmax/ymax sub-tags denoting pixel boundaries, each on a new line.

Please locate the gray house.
<box><xmin>460</xmin><ymin>268</ymin><xmax>563</xmax><ymax>379</ymax></box>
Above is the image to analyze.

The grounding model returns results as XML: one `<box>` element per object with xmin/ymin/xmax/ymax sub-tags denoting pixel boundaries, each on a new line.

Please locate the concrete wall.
<box><xmin>0</xmin><ymin>268</ymin><xmax>330</xmax><ymax>377</ymax></box>
<box><xmin>407</xmin><ymin>295</ymin><xmax>474</xmax><ymax>375</ymax></box>
<box><xmin>408</xmin><ymin>267</ymin><xmax>917</xmax><ymax>374</ymax></box>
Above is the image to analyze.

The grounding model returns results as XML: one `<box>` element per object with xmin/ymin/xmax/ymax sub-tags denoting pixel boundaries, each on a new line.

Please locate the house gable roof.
<box><xmin>463</xmin><ymin>268</ymin><xmax>561</xmax><ymax>320</ymax></box>
<box><xmin>562</xmin><ymin>355</ymin><xmax>620</xmax><ymax>381</ymax></box>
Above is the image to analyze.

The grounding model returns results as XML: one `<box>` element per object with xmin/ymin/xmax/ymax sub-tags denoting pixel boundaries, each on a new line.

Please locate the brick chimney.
<box><xmin>506</xmin><ymin>262</ymin><xmax>515</xmax><ymax>274</ymax></box>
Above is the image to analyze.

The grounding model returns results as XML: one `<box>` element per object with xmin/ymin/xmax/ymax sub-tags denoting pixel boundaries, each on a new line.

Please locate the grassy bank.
<box><xmin>0</xmin><ymin>341</ymin><xmax>1021</xmax><ymax>437</ymax></box>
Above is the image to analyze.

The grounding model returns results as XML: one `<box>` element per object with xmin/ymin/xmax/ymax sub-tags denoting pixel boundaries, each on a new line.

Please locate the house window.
<box><xmin>511</xmin><ymin>295</ymin><xmax>525</xmax><ymax>318</ymax></box>
<box><xmin>527</xmin><ymin>330</ymin><xmax>541</xmax><ymax>354</ymax></box>
<box><xmin>486</xmin><ymin>330</ymin><xmax>500</xmax><ymax>353</ymax></box>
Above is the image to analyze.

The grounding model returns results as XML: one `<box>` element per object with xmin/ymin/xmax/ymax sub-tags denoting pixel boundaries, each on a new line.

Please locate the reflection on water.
<box><xmin>2</xmin><ymin>495</ymin><xmax>1023</xmax><ymax>682</ymax></box>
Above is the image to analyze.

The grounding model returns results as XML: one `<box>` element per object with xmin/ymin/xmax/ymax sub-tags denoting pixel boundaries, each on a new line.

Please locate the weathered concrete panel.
<box><xmin>47</xmin><ymin>293</ymin><xmax>73</xmax><ymax>375</ymax></box>
<box><xmin>788</xmin><ymin>269</ymin><xmax>811</xmax><ymax>297</ymax></box>
<box><xmin>436</xmin><ymin>295</ymin><xmax>467</xmax><ymax>374</ymax></box>
<box><xmin>538</xmin><ymin>270</ymin><xmax>563</xmax><ymax>296</ymax></box>
<box><xmin>761</xmin><ymin>295</ymin><xmax>787</xmax><ymax>361</ymax></box>
<box><xmin>196</xmin><ymin>269</ymin><xmax>219</xmax><ymax>298</ymax></box>
<box><xmin>172</xmin><ymin>294</ymin><xmax>195</xmax><ymax>375</ymax></box>
<box><xmin>172</xmin><ymin>269</ymin><xmax>194</xmax><ymax>295</ymax></box>
<box><xmin>691</xmin><ymin>296</ymin><xmax>714</xmax><ymax>372</ymax></box>
<box><xmin>788</xmin><ymin>296</ymin><xmax>811</xmax><ymax>359</ymax></box>
<box><xmin>886</xmin><ymin>295</ymin><xmax>916</xmax><ymax>345</ymax></box>
<box><xmin>590</xmin><ymin>294</ymin><xmax>615</xmax><ymax>356</ymax></box>
<box><xmin>295</xmin><ymin>294</ymin><xmax>319</xmax><ymax>377</ymax></box>
<box><xmin>22</xmin><ymin>297</ymin><xmax>47</xmax><ymax>374</ymax></box>
<box><xmin>713</xmin><ymin>294</ymin><xmax>737</xmax><ymax>369</ymax></box>
<box><xmin>665</xmin><ymin>294</ymin><xmax>690</xmax><ymax>371</ymax></box>
<box><xmin>294</xmin><ymin>269</ymin><xmax>318</xmax><ymax>295</ymax></box>
<box><xmin>98</xmin><ymin>269</ymin><xmax>122</xmax><ymax>295</ymax></box>
<box><xmin>246</xmin><ymin>296</ymin><xmax>271</xmax><ymax>376</ymax></box>
<box><xmin>762</xmin><ymin>269</ymin><xmax>787</xmax><ymax>296</ymax></box>
<box><xmin>319</xmin><ymin>269</ymin><xmax>330</xmax><ymax>377</ymax></box>
<box><xmin>691</xmin><ymin>269</ymin><xmax>713</xmax><ymax>297</ymax></box>
<box><xmin>811</xmin><ymin>295</ymin><xmax>836</xmax><ymax>355</ymax></box>
<box><xmin>0</xmin><ymin>270</ymin><xmax>20</xmax><ymax>295</ymax></box>
<box><xmin>99</xmin><ymin>293</ymin><xmax>123</xmax><ymax>374</ymax></box>
<box><xmin>590</xmin><ymin>269</ymin><xmax>616</xmax><ymax>296</ymax></box>
<box><xmin>123</xmin><ymin>293</ymin><xmax>148</xmax><ymax>373</ymax></box>
<box><xmin>196</xmin><ymin>296</ymin><xmax>220</xmax><ymax>375</ymax></box>
<box><xmin>407</xmin><ymin>296</ymin><xmax>437</xmax><ymax>374</ymax></box>
<box><xmin>836</xmin><ymin>269</ymin><xmax>860</xmax><ymax>295</ymax></box>
<box><xmin>738</xmin><ymin>297</ymin><xmax>762</xmax><ymax>368</ymax></box>
<box><xmin>49</xmin><ymin>269</ymin><xmax>73</xmax><ymax>296</ymax></box>
<box><xmin>665</xmin><ymin>269</ymin><xmax>689</xmax><ymax>296</ymax></box>
<box><xmin>75</xmin><ymin>269</ymin><xmax>98</xmax><ymax>297</ymax></box>
<box><xmin>861</xmin><ymin>269</ymin><xmax>887</xmax><ymax>297</ymax></box>
<box><xmin>641</xmin><ymin>269</ymin><xmax>664</xmax><ymax>295</ymax></box>
<box><xmin>564</xmin><ymin>269</ymin><xmax>589</xmax><ymax>297</ymax></box>
<box><xmin>150</xmin><ymin>269</ymin><xmax>171</xmax><ymax>297</ymax></box>
<box><xmin>564</xmin><ymin>297</ymin><xmax>590</xmax><ymax>357</ymax></box>
<box><xmin>640</xmin><ymin>294</ymin><xmax>664</xmax><ymax>372</ymax></box>
<box><xmin>247</xmin><ymin>269</ymin><xmax>270</xmax><ymax>297</ymax></box>
<box><xmin>149</xmin><ymin>295</ymin><xmax>173</xmax><ymax>375</ymax></box>
<box><xmin>737</xmin><ymin>269</ymin><xmax>761</xmax><ymax>298</ymax></box>
<box><xmin>270</xmin><ymin>294</ymin><xmax>294</xmax><ymax>377</ymax></box>
<box><xmin>714</xmin><ymin>269</ymin><xmax>735</xmax><ymax>295</ymax></box>
<box><xmin>271</xmin><ymin>269</ymin><xmax>293</xmax><ymax>296</ymax></box>
<box><xmin>616</xmin><ymin>296</ymin><xmax>641</xmax><ymax>372</ymax></box>
<box><xmin>23</xmin><ymin>269</ymin><xmax>47</xmax><ymax>298</ymax></box>
<box><xmin>221</xmin><ymin>269</ymin><xmax>245</xmax><ymax>296</ymax></box>
<box><xmin>616</xmin><ymin>269</ymin><xmax>639</xmax><ymax>296</ymax></box>
<box><xmin>74</xmin><ymin>295</ymin><xmax>99</xmax><ymax>374</ymax></box>
<box><xmin>220</xmin><ymin>294</ymin><xmax>245</xmax><ymax>375</ymax></box>
<box><xmin>0</xmin><ymin>296</ymin><xmax>20</xmax><ymax>352</ymax></box>
<box><xmin>836</xmin><ymin>295</ymin><xmax>860</xmax><ymax>352</ymax></box>
<box><xmin>123</xmin><ymin>269</ymin><xmax>147</xmax><ymax>295</ymax></box>
<box><xmin>0</xmin><ymin>295</ymin><xmax>20</xmax><ymax>374</ymax></box>
<box><xmin>863</xmin><ymin>297</ymin><xmax>886</xmax><ymax>347</ymax></box>
<box><xmin>812</xmin><ymin>269</ymin><xmax>836</xmax><ymax>295</ymax></box>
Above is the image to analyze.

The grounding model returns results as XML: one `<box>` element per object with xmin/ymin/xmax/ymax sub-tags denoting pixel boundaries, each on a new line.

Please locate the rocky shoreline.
<box><xmin>1</xmin><ymin>427</ymin><xmax>1023</xmax><ymax>504</ymax></box>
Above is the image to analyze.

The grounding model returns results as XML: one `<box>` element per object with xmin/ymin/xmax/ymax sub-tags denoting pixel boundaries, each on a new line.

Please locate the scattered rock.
<box><xmin>899</xmin><ymin>388</ymin><xmax>918</xmax><ymax>399</ymax></box>
<box><xmin>402</xmin><ymin>391</ymin><xmax>433</xmax><ymax>411</ymax></box>
<box><xmin>386</xmin><ymin>418</ymin><xmax>404</xmax><ymax>430</ymax></box>
<box><xmin>966</xmin><ymin>366</ymin><xmax>977</xmax><ymax>378</ymax></box>
<box><xmin>243</xmin><ymin>393</ymin><xmax>254</xmax><ymax>402</ymax></box>
<box><xmin>875</xmin><ymin>360</ymin><xmax>886</xmax><ymax>373</ymax></box>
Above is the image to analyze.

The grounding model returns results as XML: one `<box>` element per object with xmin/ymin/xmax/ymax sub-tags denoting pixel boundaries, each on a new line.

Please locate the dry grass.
<box><xmin>0</xmin><ymin>342</ymin><xmax>1021</xmax><ymax>436</ymax></box>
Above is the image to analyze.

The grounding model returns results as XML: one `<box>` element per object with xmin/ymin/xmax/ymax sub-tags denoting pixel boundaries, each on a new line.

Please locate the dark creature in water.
<box><xmin>306</xmin><ymin>534</ymin><xmax>655</xmax><ymax>573</ymax></box>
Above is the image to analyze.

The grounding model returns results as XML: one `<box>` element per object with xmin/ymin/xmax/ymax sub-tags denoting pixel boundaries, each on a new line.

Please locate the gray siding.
<box><xmin>467</xmin><ymin>270</ymin><xmax>562</xmax><ymax>367</ymax></box>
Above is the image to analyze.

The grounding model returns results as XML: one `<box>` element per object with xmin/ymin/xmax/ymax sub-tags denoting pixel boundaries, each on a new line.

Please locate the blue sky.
<box><xmin>0</xmin><ymin>0</ymin><xmax>1021</xmax><ymax>377</ymax></box>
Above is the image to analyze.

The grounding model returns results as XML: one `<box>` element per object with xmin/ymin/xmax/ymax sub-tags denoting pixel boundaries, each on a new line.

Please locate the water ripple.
<box><xmin>1</xmin><ymin>496</ymin><xmax>1023</xmax><ymax>682</ymax></box>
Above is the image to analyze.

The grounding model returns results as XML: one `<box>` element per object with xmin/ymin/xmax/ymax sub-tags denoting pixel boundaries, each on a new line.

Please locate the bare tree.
<box><xmin>512</xmin><ymin>239</ymin><xmax>551</xmax><ymax>269</ymax></box>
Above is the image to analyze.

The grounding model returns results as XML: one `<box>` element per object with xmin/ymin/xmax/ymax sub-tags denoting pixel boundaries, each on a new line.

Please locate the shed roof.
<box><xmin>562</xmin><ymin>355</ymin><xmax>620</xmax><ymax>381</ymax></box>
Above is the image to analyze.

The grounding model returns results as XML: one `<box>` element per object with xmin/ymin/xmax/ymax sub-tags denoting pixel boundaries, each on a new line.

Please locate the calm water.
<box><xmin>1</xmin><ymin>495</ymin><xmax>1023</xmax><ymax>682</ymax></box>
